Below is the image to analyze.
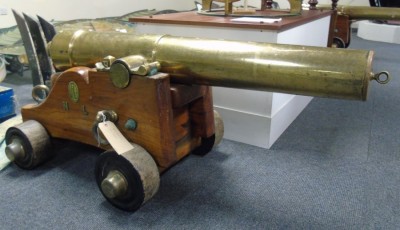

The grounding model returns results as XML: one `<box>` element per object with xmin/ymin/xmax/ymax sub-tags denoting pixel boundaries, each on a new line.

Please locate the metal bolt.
<box><xmin>101</xmin><ymin>170</ymin><xmax>128</xmax><ymax>199</ymax></box>
<box><xmin>5</xmin><ymin>139</ymin><xmax>25</xmax><ymax>162</ymax></box>
<box><xmin>96</xmin><ymin>110</ymin><xmax>118</xmax><ymax>123</ymax></box>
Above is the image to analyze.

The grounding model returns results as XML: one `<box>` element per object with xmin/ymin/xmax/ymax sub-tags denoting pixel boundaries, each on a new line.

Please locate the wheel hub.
<box><xmin>101</xmin><ymin>170</ymin><xmax>128</xmax><ymax>199</ymax></box>
<box><xmin>5</xmin><ymin>139</ymin><xmax>25</xmax><ymax>162</ymax></box>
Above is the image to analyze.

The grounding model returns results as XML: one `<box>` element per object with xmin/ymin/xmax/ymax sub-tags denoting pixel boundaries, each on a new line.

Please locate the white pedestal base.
<box><xmin>214</xmin><ymin>94</ymin><xmax>312</xmax><ymax>148</ymax></box>
<box><xmin>357</xmin><ymin>20</ymin><xmax>400</xmax><ymax>44</ymax></box>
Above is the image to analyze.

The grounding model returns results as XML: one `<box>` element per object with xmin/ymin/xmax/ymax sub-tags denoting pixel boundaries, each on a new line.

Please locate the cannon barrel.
<box><xmin>48</xmin><ymin>30</ymin><xmax>388</xmax><ymax>101</ymax></box>
<box><xmin>319</xmin><ymin>5</ymin><xmax>400</xmax><ymax>20</ymax></box>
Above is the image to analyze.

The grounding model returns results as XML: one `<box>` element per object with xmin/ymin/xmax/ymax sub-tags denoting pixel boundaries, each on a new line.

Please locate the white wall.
<box><xmin>0</xmin><ymin>0</ymin><xmax>194</xmax><ymax>28</ymax></box>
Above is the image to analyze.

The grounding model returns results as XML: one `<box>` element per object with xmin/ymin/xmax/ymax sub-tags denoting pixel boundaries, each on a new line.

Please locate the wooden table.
<box><xmin>130</xmin><ymin>10</ymin><xmax>331</xmax><ymax>31</ymax></box>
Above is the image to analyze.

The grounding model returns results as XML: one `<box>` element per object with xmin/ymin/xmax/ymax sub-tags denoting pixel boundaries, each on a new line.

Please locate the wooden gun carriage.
<box><xmin>5</xmin><ymin>29</ymin><xmax>389</xmax><ymax>211</ymax></box>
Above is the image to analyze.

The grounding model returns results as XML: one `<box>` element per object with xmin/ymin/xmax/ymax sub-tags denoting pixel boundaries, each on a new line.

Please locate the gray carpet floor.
<box><xmin>0</xmin><ymin>32</ymin><xmax>399</xmax><ymax>229</ymax></box>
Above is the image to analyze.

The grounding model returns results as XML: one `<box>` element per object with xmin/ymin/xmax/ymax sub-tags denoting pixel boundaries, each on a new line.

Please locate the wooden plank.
<box><xmin>175</xmin><ymin>136</ymin><xmax>192</xmax><ymax>161</ymax></box>
<box><xmin>327</xmin><ymin>10</ymin><xmax>337</xmax><ymax>47</ymax></box>
<box><xmin>173</xmin><ymin>107</ymin><xmax>190</xmax><ymax>142</ymax></box>
<box><xmin>334</xmin><ymin>14</ymin><xmax>350</xmax><ymax>45</ymax></box>
<box><xmin>189</xmin><ymin>86</ymin><xmax>215</xmax><ymax>138</ymax></box>
<box><xmin>170</xmin><ymin>84</ymin><xmax>206</xmax><ymax>108</ymax></box>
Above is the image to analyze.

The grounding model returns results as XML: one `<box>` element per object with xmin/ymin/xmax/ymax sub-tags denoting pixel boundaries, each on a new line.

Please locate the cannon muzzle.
<box><xmin>48</xmin><ymin>30</ymin><xmax>389</xmax><ymax>101</ymax></box>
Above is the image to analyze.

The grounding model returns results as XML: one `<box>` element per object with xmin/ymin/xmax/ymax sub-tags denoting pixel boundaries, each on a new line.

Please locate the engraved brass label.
<box><xmin>68</xmin><ymin>81</ymin><xmax>79</xmax><ymax>103</ymax></box>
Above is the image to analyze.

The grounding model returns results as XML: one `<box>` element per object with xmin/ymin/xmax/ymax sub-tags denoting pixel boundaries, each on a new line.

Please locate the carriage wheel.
<box><xmin>5</xmin><ymin>120</ymin><xmax>52</xmax><ymax>169</ymax></box>
<box><xmin>95</xmin><ymin>143</ymin><xmax>160</xmax><ymax>212</ymax></box>
<box><xmin>213</xmin><ymin>110</ymin><xmax>224</xmax><ymax>147</ymax></box>
<box><xmin>332</xmin><ymin>37</ymin><xmax>346</xmax><ymax>48</ymax></box>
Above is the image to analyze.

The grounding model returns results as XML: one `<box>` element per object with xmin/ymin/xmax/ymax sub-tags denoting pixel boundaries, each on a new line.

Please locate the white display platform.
<box><xmin>133</xmin><ymin>12</ymin><xmax>331</xmax><ymax>148</ymax></box>
<box><xmin>358</xmin><ymin>20</ymin><xmax>400</xmax><ymax>44</ymax></box>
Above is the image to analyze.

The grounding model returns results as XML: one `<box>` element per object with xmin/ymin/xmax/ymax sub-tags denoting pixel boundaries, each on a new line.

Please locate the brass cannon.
<box><xmin>5</xmin><ymin>30</ymin><xmax>389</xmax><ymax>212</ymax></box>
<box><xmin>317</xmin><ymin>4</ymin><xmax>400</xmax><ymax>47</ymax></box>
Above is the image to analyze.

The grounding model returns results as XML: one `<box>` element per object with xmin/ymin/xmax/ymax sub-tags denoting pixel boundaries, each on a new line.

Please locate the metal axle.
<box><xmin>101</xmin><ymin>170</ymin><xmax>128</xmax><ymax>199</ymax></box>
<box><xmin>5</xmin><ymin>139</ymin><xmax>25</xmax><ymax>162</ymax></box>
